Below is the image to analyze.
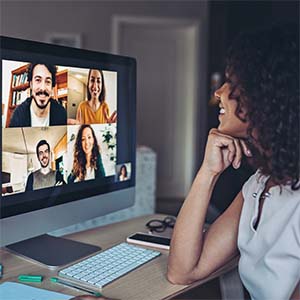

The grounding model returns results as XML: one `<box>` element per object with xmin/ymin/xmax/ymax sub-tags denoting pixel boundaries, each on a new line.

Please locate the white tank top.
<box><xmin>30</xmin><ymin>105</ymin><xmax>50</xmax><ymax>127</ymax></box>
<box><xmin>238</xmin><ymin>170</ymin><xmax>300</xmax><ymax>299</ymax></box>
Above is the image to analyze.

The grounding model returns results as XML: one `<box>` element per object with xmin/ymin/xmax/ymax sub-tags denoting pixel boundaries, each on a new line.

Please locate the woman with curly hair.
<box><xmin>167</xmin><ymin>24</ymin><xmax>299</xmax><ymax>299</ymax></box>
<box><xmin>68</xmin><ymin>124</ymin><xmax>105</xmax><ymax>183</ymax></box>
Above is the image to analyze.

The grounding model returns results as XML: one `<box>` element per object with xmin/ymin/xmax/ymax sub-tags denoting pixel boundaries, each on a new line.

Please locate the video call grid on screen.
<box><xmin>1</xmin><ymin>43</ymin><xmax>135</xmax><ymax>217</ymax></box>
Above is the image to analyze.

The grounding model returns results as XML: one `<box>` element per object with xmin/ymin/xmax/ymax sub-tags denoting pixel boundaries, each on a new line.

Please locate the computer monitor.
<box><xmin>0</xmin><ymin>36</ymin><xmax>136</xmax><ymax>266</ymax></box>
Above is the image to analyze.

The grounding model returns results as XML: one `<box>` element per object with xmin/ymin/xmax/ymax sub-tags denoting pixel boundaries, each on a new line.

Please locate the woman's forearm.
<box><xmin>167</xmin><ymin>166</ymin><xmax>219</xmax><ymax>283</ymax></box>
<box><xmin>167</xmin><ymin>129</ymin><xmax>249</xmax><ymax>284</ymax></box>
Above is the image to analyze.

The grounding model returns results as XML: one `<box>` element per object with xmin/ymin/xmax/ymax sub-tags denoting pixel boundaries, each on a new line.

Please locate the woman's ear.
<box><xmin>237</xmin><ymin>103</ymin><xmax>248</xmax><ymax>122</ymax></box>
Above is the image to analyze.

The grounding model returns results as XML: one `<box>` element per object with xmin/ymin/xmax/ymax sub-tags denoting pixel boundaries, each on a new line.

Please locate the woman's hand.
<box><xmin>167</xmin><ymin>128</ymin><xmax>249</xmax><ymax>284</ymax></box>
<box><xmin>202</xmin><ymin>128</ymin><xmax>252</xmax><ymax>176</ymax></box>
<box><xmin>68</xmin><ymin>118</ymin><xmax>81</xmax><ymax>125</ymax></box>
<box><xmin>108</xmin><ymin>111</ymin><xmax>117</xmax><ymax>123</ymax></box>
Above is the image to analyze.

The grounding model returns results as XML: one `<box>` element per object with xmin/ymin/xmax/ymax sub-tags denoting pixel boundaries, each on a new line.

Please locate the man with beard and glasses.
<box><xmin>9</xmin><ymin>63</ymin><xmax>67</xmax><ymax>127</ymax></box>
<box><xmin>25</xmin><ymin>140</ymin><xmax>65</xmax><ymax>191</ymax></box>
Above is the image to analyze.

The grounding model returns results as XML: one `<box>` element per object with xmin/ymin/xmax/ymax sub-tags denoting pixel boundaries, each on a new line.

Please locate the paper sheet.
<box><xmin>0</xmin><ymin>281</ymin><xmax>72</xmax><ymax>300</ymax></box>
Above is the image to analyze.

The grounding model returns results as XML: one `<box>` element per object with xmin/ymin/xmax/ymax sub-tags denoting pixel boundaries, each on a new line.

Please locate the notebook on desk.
<box><xmin>0</xmin><ymin>282</ymin><xmax>72</xmax><ymax>300</ymax></box>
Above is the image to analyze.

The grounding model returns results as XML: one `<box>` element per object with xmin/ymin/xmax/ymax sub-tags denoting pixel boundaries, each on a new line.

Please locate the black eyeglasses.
<box><xmin>146</xmin><ymin>216</ymin><xmax>176</xmax><ymax>233</ymax></box>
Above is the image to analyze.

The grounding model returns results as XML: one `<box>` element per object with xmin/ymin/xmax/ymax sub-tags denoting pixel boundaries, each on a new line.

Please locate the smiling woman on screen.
<box><xmin>68</xmin><ymin>125</ymin><xmax>106</xmax><ymax>183</ymax></box>
<box><xmin>76</xmin><ymin>69</ymin><xmax>117</xmax><ymax>125</ymax></box>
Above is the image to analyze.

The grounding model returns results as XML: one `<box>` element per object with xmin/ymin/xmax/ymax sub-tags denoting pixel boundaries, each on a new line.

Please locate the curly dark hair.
<box><xmin>27</xmin><ymin>63</ymin><xmax>57</xmax><ymax>87</ymax></box>
<box><xmin>225</xmin><ymin>23</ymin><xmax>299</xmax><ymax>189</ymax></box>
<box><xmin>72</xmin><ymin>124</ymin><xmax>100</xmax><ymax>181</ymax></box>
<box><xmin>87</xmin><ymin>69</ymin><xmax>106</xmax><ymax>104</ymax></box>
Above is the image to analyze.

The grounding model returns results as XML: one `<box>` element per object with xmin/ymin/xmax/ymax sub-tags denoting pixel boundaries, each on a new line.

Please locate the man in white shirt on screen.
<box><xmin>9</xmin><ymin>63</ymin><xmax>66</xmax><ymax>127</ymax></box>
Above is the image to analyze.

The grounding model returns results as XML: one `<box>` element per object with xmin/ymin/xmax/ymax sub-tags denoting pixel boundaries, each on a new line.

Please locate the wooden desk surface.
<box><xmin>0</xmin><ymin>214</ymin><xmax>238</xmax><ymax>300</ymax></box>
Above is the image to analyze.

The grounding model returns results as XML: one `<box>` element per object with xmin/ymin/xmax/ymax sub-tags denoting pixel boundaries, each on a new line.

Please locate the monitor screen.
<box><xmin>0</xmin><ymin>36</ymin><xmax>136</xmax><ymax>247</ymax></box>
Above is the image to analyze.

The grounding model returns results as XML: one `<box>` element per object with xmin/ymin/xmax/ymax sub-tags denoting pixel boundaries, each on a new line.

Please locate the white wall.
<box><xmin>1</xmin><ymin>1</ymin><xmax>208</xmax><ymax>53</ymax></box>
<box><xmin>2</xmin><ymin>151</ymin><xmax>27</xmax><ymax>190</ymax></box>
<box><xmin>68</xmin><ymin>73</ymin><xmax>86</xmax><ymax>119</ymax></box>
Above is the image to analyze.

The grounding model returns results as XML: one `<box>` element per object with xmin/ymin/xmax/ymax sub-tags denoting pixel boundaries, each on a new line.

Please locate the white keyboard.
<box><xmin>59</xmin><ymin>242</ymin><xmax>161</xmax><ymax>288</ymax></box>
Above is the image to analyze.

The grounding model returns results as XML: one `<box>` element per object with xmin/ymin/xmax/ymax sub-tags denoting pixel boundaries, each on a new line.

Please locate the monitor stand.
<box><xmin>6</xmin><ymin>234</ymin><xmax>101</xmax><ymax>267</ymax></box>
